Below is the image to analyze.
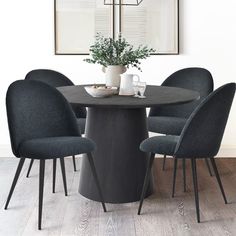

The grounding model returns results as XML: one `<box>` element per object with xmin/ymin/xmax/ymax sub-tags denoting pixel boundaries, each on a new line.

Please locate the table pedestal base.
<box><xmin>79</xmin><ymin>107</ymin><xmax>153</xmax><ymax>203</ymax></box>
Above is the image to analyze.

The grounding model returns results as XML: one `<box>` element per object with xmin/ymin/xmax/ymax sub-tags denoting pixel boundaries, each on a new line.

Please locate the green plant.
<box><xmin>84</xmin><ymin>33</ymin><xmax>155</xmax><ymax>71</ymax></box>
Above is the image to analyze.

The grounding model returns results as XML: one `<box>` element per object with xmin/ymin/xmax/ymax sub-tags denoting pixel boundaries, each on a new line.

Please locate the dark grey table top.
<box><xmin>58</xmin><ymin>85</ymin><xmax>200</xmax><ymax>108</ymax></box>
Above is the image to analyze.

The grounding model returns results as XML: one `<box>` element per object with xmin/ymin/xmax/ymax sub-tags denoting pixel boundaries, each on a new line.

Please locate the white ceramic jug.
<box><xmin>119</xmin><ymin>74</ymin><xmax>140</xmax><ymax>96</ymax></box>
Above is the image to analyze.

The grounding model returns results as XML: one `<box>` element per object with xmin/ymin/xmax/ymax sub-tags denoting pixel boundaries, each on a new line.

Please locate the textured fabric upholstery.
<box><xmin>174</xmin><ymin>83</ymin><xmax>236</xmax><ymax>158</ymax></box>
<box><xmin>19</xmin><ymin>136</ymin><xmax>96</xmax><ymax>159</ymax></box>
<box><xmin>25</xmin><ymin>69</ymin><xmax>87</xmax><ymax>119</ymax></box>
<box><xmin>149</xmin><ymin>68</ymin><xmax>214</xmax><ymax>118</ymax></box>
<box><xmin>6</xmin><ymin>80</ymin><xmax>81</xmax><ymax>157</ymax></box>
<box><xmin>148</xmin><ymin>116</ymin><xmax>187</xmax><ymax>135</ymax></box>
<box><xmin>71</xmin><ymin>103</ymin><xmax>87</xmax><ymax>119</ymax></box>
<box><xmin>77</xmin><ymin>118</ymin><xmax>86</xmax><ymax>134</ymax></box>
<box><xmin>25</xmin><ymin>69</ymin><xmax>74</xmax><ymax>87</ymax></box>
<box><xmin>141</xmin><ymin>83</ymin><xmax>236</xmax><ymax>158</ymax></box>
<box><xmin>148</xmin><ymin>68</ymin><xmax>214</xmax><ymax>135</ymax></box>
<box><xmin>140</xmin><ymin>135</ymin><xmax>179</xmax><ymax>155</ymax></box>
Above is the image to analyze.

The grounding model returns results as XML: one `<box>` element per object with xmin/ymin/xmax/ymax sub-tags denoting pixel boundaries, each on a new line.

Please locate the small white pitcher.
<box><xmin>119</xmin><ymin>74</ymin><xmax>140</xmax><ymax>96</ymax></box>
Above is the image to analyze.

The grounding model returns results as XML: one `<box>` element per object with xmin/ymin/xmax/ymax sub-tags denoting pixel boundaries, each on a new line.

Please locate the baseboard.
<box><xmin>0</xmin><ymin>145</ymin><xmax>14</xmax><ymax>158</ymax></box>
<box><xmin>0</xmin><ymin>145</ymin><xmax>235</xmax><ymax>158</ymax></box>
<box><xmin>216</xmin><ymin>146</ymin><xmax>236</xmax><ymax>158</ymax></box>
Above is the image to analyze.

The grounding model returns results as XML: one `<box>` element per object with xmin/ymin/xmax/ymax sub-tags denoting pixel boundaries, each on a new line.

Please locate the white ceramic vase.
<box><xmin>103</xmin><ymin>65</ymin><xmax>126</xmax><ymax>87</ymax></box>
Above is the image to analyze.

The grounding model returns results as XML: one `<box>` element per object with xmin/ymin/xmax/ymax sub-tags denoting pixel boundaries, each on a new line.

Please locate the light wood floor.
<box><xmin>0</xmin><ymin>157</ymin><xmax>236</xmax><ymax>236</ymax></box>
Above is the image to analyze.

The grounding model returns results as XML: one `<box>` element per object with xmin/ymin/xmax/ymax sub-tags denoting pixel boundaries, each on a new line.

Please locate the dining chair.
<box><xmin>5</xmin><ymin>80</ymin><xmax>106</xmax><ymax>230</ymax></box>
<box><xmin>25</xmin><ymin>69</ymin><xmax>86</xmax><ymax>180</ymax></box>
<box><xmin>138</xmin><ymin>83</ymin><xmax>236</xmax><ymax>223</ymax></box>
<box><xmin>148</xmin><ymin>67</ymin><xmax>214</xmax><ymax>185</ymax></box>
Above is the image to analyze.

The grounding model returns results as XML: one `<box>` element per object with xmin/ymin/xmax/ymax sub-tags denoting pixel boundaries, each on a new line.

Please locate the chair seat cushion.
<box><xmin>18</xmin><ymin>136</ymin><xmax>96</xmax><ymax>159</ymax></box>
<box><xmin>148</xmin><ymin>116</ymin><xmax>187</xmax><ymax>135</ymax></box>
<box><xmin>77</xmin><ymin>118</ymin><xmax>86</xmax><ymax>134</ymax></box>
<box><xmin>140</xmin><ymin>135</ymin><xmax>179</xmax><ymax>155</ymax></box>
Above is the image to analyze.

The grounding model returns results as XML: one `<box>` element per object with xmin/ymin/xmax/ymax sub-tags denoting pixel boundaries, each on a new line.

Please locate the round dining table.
<box><xmin>58</xmin><ymin>85</ymin><xmax>199</xmax><ymax>203</ymax></box>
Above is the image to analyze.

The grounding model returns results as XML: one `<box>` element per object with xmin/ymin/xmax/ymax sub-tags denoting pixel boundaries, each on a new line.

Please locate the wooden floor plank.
<box><xmin>0</xmin><ymin>157</ymin><xmax>236</xmax><ymax>236</ymax></box>
<box><xmin>0</xmin><ymin>158</ymin><xmax>48</xmax><ymax>235</ymax></box>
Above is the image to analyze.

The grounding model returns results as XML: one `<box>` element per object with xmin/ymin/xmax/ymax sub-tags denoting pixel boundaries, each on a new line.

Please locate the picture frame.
<box><xmin>119</xmin><ymin>0</ymin><xmax>179</xmax><ymax>55</ymax></box>
<box><xmin>54</xmin><ymin>0</ymin><xmax>115</xmax><ymax>55</ymax></box>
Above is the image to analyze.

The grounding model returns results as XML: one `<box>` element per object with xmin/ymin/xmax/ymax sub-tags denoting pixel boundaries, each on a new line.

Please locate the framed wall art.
<box><xmin>119</xmin><ymin>0</ymin><xmax>179</xmax><ymax>54</ymax></box>
<box><xmin>54</xmin><ymin>0</ymin><xmax>179</xmax><ymax>55</ymax></box>
<box><xmin>55</xmin><ymin>0</ymin><xmax>114</xmax><ymax>55</ymax></box>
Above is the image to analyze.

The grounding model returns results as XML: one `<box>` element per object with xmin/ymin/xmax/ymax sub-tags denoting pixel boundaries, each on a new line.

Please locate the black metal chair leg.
<box><xmin>52</xmin><ymin>159</ymin><xmax>57</xmax><ymax>193</ymax></box>
<box><xmin>183</xmin><ymin>158</ymin><xmax>187</xmax><ymax>192</ymax></box>
<box><xmin>210</xmin><ymin>158</ymin><xmax>227</xmax><ymax>204</ymax></box>
<box><xmin>172</xmin><ymin>157</ymin><xmax>178</xmax><ymax>198</ymax></box>
<box><xmin>87</xmin><ymin>152</ymin><xmax>107</xmax><ymax>212</ymax></box>
<box><xmin>205</xmin><ymin>158</ymin><xmax>213</xmax><ymax>176</ymax></box>
<box><xmin>138</xmin><ymin>153</ymin><xmax>155</xmax><ymax>215</ymax></box>
<box><xmin>162</xmin><ymin>155</ymin><xmax>166</xmax><ymax>171</ymax></box>
<box><xmin>26</xmin><ymin>159</ymin><xmax>34</xmax><ymax>178</ymax></box>
<box><xmin>38</xmin><ymin>159</ymin><xmax>45</xmax><ymax>230</ymax></box>
<box><xmin>72</xmin><ymin>155</ymin><xmax>76</xmax><ymax>172</ymax></box>
<box><xmin>191</xmin><ymin>158</ymin><xmax>200</xmax><ymax>223</ymax></box>
<box><xmin>60</xmin><ymin>157</ymin><xmax>68</xmax><ymax>196</ymax></box>
<box><xmin>5</xmin><ymin>158</ymin><xmax>26</xmax><ymax>210</ymax></box>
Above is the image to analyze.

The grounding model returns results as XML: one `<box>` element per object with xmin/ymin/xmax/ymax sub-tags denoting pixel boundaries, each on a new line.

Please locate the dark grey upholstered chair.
<box><xmin>5</xmin><ymin>80</ymin><xmax>106</xmax><ymax>230</ymax></box>
<box><xmin>25</xmin><ymin>69</ymin><xmax>86</xmax><ymax>180</ymax></box>
<box><xmin>148</xmin><ymin>67</ymin><xmax>214</xmax><ymax>173</ymax></box>
<box><xmin>138</xmin><ymin>83</ymin><xmax>236</xmax><ymax>223</ymax></box>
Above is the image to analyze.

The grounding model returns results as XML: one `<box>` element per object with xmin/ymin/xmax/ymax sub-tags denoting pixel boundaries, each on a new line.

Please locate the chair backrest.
<box><xmin>6</xmin><ymin>80</ymin><xmax>80</xmax><ymax>157</ymax></box>
<box><xmin>25</xmin><ymin>69</ymin><xmax>74</xmax><ymax>87</ymax></box>
<box><xmin>149</xmin><ymin>67</ymin><xmax>214</xmax><ymax>118</ymax></box>
<box><xmin>25</xmin><ymin>69</ymin><xmax>87</xmax><ymax>118</ymax></box>
<box><xmin>174</xmin><ymin>83</ymin><xmax>236</xmax><ymax>158</ymax></box>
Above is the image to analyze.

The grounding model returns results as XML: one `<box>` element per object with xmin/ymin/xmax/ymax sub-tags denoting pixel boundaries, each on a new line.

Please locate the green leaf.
<box><xmin>83</xmin><ymin>33</ymin><xmax>155</xmax><ymax>71</ymax></box>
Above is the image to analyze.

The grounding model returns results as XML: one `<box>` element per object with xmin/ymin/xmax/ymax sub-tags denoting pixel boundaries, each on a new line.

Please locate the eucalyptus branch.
<box><xmin>84</xmin><ymin>33</ymin><xmax>155</xmax><ymax>71</ymax></box>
